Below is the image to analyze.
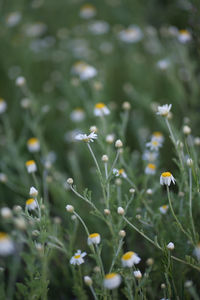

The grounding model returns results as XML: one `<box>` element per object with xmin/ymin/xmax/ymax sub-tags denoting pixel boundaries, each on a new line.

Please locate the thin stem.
<box><xmin>108</xmin><ymin>150</ymin><xmax>120</xmax><ymax>178</ymax></box>
<box><xmin>89</xmin><ymin>286</ymin><xmax>98</xmax><ymax>300</ymax></box>
<box><xmin>109</xmin><ymin>238</ymin><xmax>124</xmax><ymax>273</ymax></box>
<box><xmin>70</xmin><ymin>185</ymin><xmax>97</xmax><ymax>210</ymax></box>
<box><xmin>87</xmin><ymin>143</ymin><xmax>102</xmax><ymax>176</ymax></box>
<box><xmin>73</xmin><ymin>212</ymin><xmax>90</xmax><ymax>236</ymax></box>
<box><xmin>95</xmin><ymin>244</ymin><xmax>105</xmax><ymax>277</ymax></box>
<box><xmin>189</xmin><ymin>168</ymin><xmax>196</xmax><ymax>242</ymax></box>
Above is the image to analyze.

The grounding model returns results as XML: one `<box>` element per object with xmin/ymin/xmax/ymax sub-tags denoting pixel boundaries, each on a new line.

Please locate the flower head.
<box><xmin>26</xmin><ymin>160</ymin><xmax>37</xmax><ymax>173</ymax></box>
<box><xmin>79</xmin><ymin>4</ymin><xmax>96</xmax><ymax>19</ymax></box>
<box><xmin>72</xmin><ymin>61</ymin><xmax>97</xmax><ymax>81</ymax></box>
<box><xmin>121</xmin><ymin>251</ymin><xmax>141</xmax><ymax>267</ymax></box>
<box><xmin>159</xmin><ymin>205</ymin><xmax>169</xmax><ymax>214</ymax></box>
<box><xmin>113</xmin><ymin>168</ymin><xmax>127</xmax><ymax>178</ymax></box>
<box><xmin>70</xmin><ymin>108</ymin><xmax>85</xmax><ymax>122</ymax></box>
<box><xmin>26</xmin><ymin>198</ymin><xmax>37</xmax><ymax>211</ymax></box>
<box><xmin>70</xmin><ymin>250</ymin><xmax>87</xmax><ymax>265</ymax></box>
<box><xmin>152</xmin><ymin>131</ymin><xmax>164</xmax><ymax>143</ymax></box>
<box><xmin>118</xmin><ymin>25</ymin><xmax>143</xmax><ymax>43</ymax></box>
<box><xmin>103</xmin><ymin>273</ymin><xmax>121</xmax><ymax>290</ymax></box>
<box><xmin>29</xmin><ymin>186</ymin><xmax>38</xmax><ymax>197</ymax></box>
<box><xmin>75</xmin><ymin>131</ymin><xmax>97</xmax><ymax>143</ymax></box>
<box><xmin>94</xmin><ymin>102</ymin><xmax>110</xmax><ymax>117</ymax></box>
<box><xmin>157</xmin><ymin>104</ymin><xmax>172</xmax><ymax>117</ymax></box>
<box><xmin>87</xmin><ymin>233</ymin><xmax>101</xmax><ymax>245</ymax></box>
<box><xmin>142</xmin><ymin>150</ymin><xmax>158</xmax><ymax>162</ymax></box>
<box><xmin>0</xmin><ymin>98</ymin><xmax>7</xmax><ymax>114</ymax></box>
<box><xmin>145</xmin><ymin>163</ymin><xmax>156</xmax><ymax>175</ymax></box>
<box><xmin>178</xmin><ymin>29</ymin><xmax>191</xmax><ymax>43</ymax></box>
<box><xmin>146</xmin><ymin>140</ymin><xmax>162</xmax><ymax>151</ymax></box>
<box><xmin>27</xmin><ymin>138</ymin><xmax>40</xmax><ymax>152</ymax></box>
<box><xmin>133</xmin><ymin>270</ymin><xmax>142</xmax><ymax>279</ymax></box>
<box><xmin>160</xmin><ymin>172</ymin><xmax>175</xmax><ymax>186</ymax></box>
<box><xmin>0</xmin><ymin>232</ymin><xmax>14</xmax><ymax>256</ymax></box>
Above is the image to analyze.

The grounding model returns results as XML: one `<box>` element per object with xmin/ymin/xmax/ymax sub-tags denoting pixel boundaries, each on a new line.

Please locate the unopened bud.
<box><xmin>129</xmin><ymin>188</ymin><xmax>135</xmax><ymax>194</ymax></box>
<box><xmin>115</xmin><ymin>139</ymin><xmax>123</xmax><ymax>148</ymax></box>
<box><xmin>16</xmin><ymin>76</ymin><xmax>26</xmax><ymax>86</ymax></box>
<box><xmin>133</xmin><ymin>270</ymin><xmax>142</xmax><ymax>279</ymax></box>
<box><xmin>119</xmin><ymin>230</ymin><xmax>126</xmax><ymax>237</ymax></box>
<box><xmin>117</xmin><ymin>207</ymin><xmax>124</xmax><ymax>215</ymax></box>
<box><xmin>67</xmin><ymin>178</ymin><xmax>73</xmax><ymax>185</ymax></box>
<box><xmin>29</xmin><ymin>186</ymin><xmax>38</xmax><ymax>197</ymax></box>
<box><xmin>102</xmin><ymin>155</ymin><xmax>108</xmax><ymax>162</ymax></box>
<box><xmin>104</xmin><ymin>209</ymin><xmax>110</xmax><ymax>215</ymax></box>
<box><xmin>183</xmin><ymin>125</ymin><xmax>191</xmax><ymax>135</ymax></box>
<box><xmin>122</xmin><ymin>101</ymin><xmax>131</xmax><ymax>110</ymax></box>
<box><xmin>66</xmin><ymin>205</ymin><xmax>74</xmax><ymax>213</ymax></box>
<box><xmin>167</xmin><ymin>242</ymin><xmax>174</xmax><ymax>250</ymax></box>
<box><xmin>187</xmin><ymin>158</ymin><xmax>193</xmax><ymax>167</ymax></box>
<box><xmin>90</xmin><ymin>126</ymin><xmax>98</xmax><ymax>133</ymax></box>
<box><xmin>84</xmin><ymin>276</ymin><xmax>93</xmax><ymax>286</ymax></box>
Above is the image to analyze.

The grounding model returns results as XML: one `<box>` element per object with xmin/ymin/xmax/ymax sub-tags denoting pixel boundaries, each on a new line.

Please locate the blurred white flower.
<box><xmin>145</xmin><ymin>163</ymin><xmax>156</xmax><ymax>175</ymax></box>
<box><xmin>0</xmin><ymin>233</ymin><xmax>14</xmax><ymax>256</ymax></box>
<box><xmin>88</xmin><ymin>20</ymin><xmax>109</xmax><ymax>35</ymax></box>
<box><xmin>118</xmin><ymin>25</ymin><xmax>143</xmax><ymax>43</ymax></box>
<box><xmin>79</xmin><ymin>4</ymin><xmax>96</xmax><ymax>19</ymax></box>
<box><xmin>70</xmin><ymin>108</ymin><xmax>85</xmax><ymax>122</ymax></box>
<box><xmin>157</xmin><ymin>104</ymin><xmax>172</xmax><ymax>117</ymax></box>
<box><xmin>26</xmin><ymin>198</ymin><xmax>37</xmax><ymax>211</ymax></box>
<box><xmin>0</xmin><ymin>99</ymin><xmax>7</xmax><ymax>114</ymax></box>
<box><xmin>94</xmin><ymin>102</ymin><xmax>110</xmax><ymax>117</ymax></box>
<box><xmin>6</xmin><ymin>12</ymin><xmax>21</xmax><ymax>27</ymax></box>
<box><xmin>87</xmin><ymin>233</ymin><xmax>101</xmax><ymax>245</ymax></box>
<box><xmin>72</xmin><ymin>61</ymin><xmax>97</xmax><ymax>81</ymax></box>
<box><xmin>113</xmin><ymin>168</ymin><xmax>127</xmax><ymax>178</ymax></box>
<box><xmin>159</xmin><ymin>205</ymin><xmax>169</xmax><ymax>214</ymax></box>
<box><xmin>142</xmin><ymin>150</ymin><xmax>158</xmax><ymax>162</ymax></box>
<box><xmin>26</xmin><ymin>160</ymin><xmax>37</xmax><ymax>173</ymax></box>
<box><xmin>156</xmin><ymin>59</ymin><xmax>170</xmax><ymax>70</ymax></box>
<box><xmin>178</xmin><ymin>29</ymin><xmax>191</xmax><ymax>43</ymax></box>
<box><xmin>27</xmin><ymin>138</ymin><xmax>40</xmax><ymax>152</ymax></box>
<box><xmin>75</xmin><ymin>132</ymin><xmax>97</xmax><ymax>143</ymax></box>
<box><xmin>121</xmin><ymin>251</ymin><xmax>141</xmax><ymax>267</ymax></box>
<box><xmin>103</xmin><ymin>273</ymin><xmax>121</xmax><ymax>289</ymax></box>
<box><xmin>146</xmin><ymin>140</ymin><xmax>162</xmax><ymax>151</ymax></box>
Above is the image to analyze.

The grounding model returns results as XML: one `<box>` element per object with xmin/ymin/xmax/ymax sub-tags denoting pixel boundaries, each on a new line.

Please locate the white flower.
<box><xmin>193</xmin><ymin>243</ymin><xmax>200</xmax><ymax>261</ymax></box>
<box><xmin>133</xmin><ymin>270</ymin><xmax>142</xmax><ymax>279</ymax></box>
<box><xmin>159</xmin><ymin>205</ymin><xmax>169</xmax><ymax>214</ymax></box>
<box><xmin>29</xmin><ymin>186</ymin><xmax>38</xmax><ymax>197</ymax></box>
<box><xmin>113</xmin><ymin>168</ymin><xmax>127</xmax><ymax>178</ymax></box>
<box><xmin>0</xmin><ymin>99</ymin><xmax>7</xmax><ymax>114</ymax></box>
<box><xmin>145</xmin><ymin>163</ymin><xmax>156</xmax><ymax>175</ymax></box>
<box><xmin>115</xmin><ymin>139</ymin><xmax>123</xmax><ymax>148</ymax></box>
<box><xmin>26</xmin><ymin>160</ymin><xmax>37</xmax><ymax>173</ymax></box>
<box><xmin>118</xmin><ymin>25</ymin><xmax>143</xmax><ymax>43</ymax></box>
<box><xmin>16</xmin><ymin>76</ymin><xmax>26</xmax><ymax>86</ymax></box>
<box><xmin>156</xmin><ymin>59</ymin><xmax>170</xmax><ymax>70</ymax></box>
<box><xmin>178</xmin><ymin>29</ymin><xmax>191</xmax><ymax>43</ymax></box>
<box><xmin>146</xmin><ymin>140</ymin><xmax>162</xmax><ymax>151</ymax></box>
<box><xmin>1</xmin><ymin>207</ymin><xmax>12</xmax><ymax>219</ymax></box>
<box><xmin>88</xmin><ymin>20</ymin><xmax>109</xmax><ymax>35</ymax></box>
<box><xmin>79</xmin><ymin>4</ymin><xmax>96</xmax><ymax>19</ymax></box>
<box><xmin>70</xmin><ymin>108</ymin><xmax>85</xmax><ymax>122</ymax></box>
<box><xmin>75</xmin><ymin>132</ymin><xmax>97</xmax><ymax>143</ymax></box>
<box><xmin>151</xmin><ymin>131</ymin><xmax>164</xmax><ymax>143</ymax></box>
<box><xmin>6</xmin><ymin>11</ymin><xmax>21</xmax><ymax>27</ymax></box>
<box><xmin>70</xmin><ymin>250</ymin><xmax>87</xmax><ymax>265</ymax></box>
<box><xmin>103</xmin><ymin>273</ymin><xmax>121</xmax><ymax>290</ymax></box>
<box><xmin>160</xmin><ymin>172</ymin><xmax>176</xmax><ymax>186</ymax></box>
<box><xmin>121</xmin><ymin>251</ymin><xmax>141</xmax><ymax>267</ymax></box>
<box><xmin>167</xmin><ymin>242</ymin><xmax>175</xmax><ymax>250</ymax></box>
<box><xmin>117</xmin><ymin>207</ymin><xmax>125</xmax><ymax>215</ymax></box>
<box><xmin>87</xmin><ymin>233</ymin><xmax>101</xmax><ymax>245</ymax></box>
<box><xmin>142</xmin><ymin>150</ymin><xmax>158</xmax><ymax>162</ymax></box>
<box><xmin>106</xmin><ymin>134</ymin><xmax>115</xmax><ymax>144</ymax></box>
<box><xmin>27</xmin><ymin>138</ymin><xmax>40</xmax><ymax>152</ymax></box>
<box><xmin>157</xmin><ymin>104</ymin><xmax>172</xmax><ymax>117</ymax></box>
<box><xmin>66</xmin><ymin>205</ymin><xmax>74</xmax><ymax>213</ymax></box>
<box><xmin>0</xmin><ymin>233</ymin><xmax>14</xmax><ymax>256</ymax></box>
<box><xmin>0</xmin><ymin>173</ymin><xmax>7</xmax><ymax>183</ymax></box>
<box><xmin>72</xmin><ymin>61</ymin><xmax>97</xmax><ymax>81</ymax></box>
<box><xmin>94</xmin><ymin>102</ymin><xmax>110</xmax><ymax>117</ymax></box>
<box><xmin>26</xmin><ymin>198</ymin><xmax>37</xmax><ymax>211</ymax></box>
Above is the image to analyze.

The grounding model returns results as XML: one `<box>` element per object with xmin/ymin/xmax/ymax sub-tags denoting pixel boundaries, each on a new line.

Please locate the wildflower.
<box><xmin>16</xmin><ymin>76</ymin><xmax>26</xmax><ymax>86</ymax></box>
<box><xmin>159</xmin><ymin>205</ymin><xmax>169</xmax><ymax>214</ymax></box>
<box><xmin>152</xmin><ymin>131</ymin><xmax>164</xmax><ymax>143</ymax></box>
<box><xmin>156</xmin><ymin>59</ymin><xmax>170</xmax><ymax>70</ymax></box>
<box><xmin>129</xmin><ymin>188</ymin><xmax>135</xmax><ymax>194</ymax></box>
<box><xmin>90</xmin><ymin>126</ymin><xmax>98</xmax><ymax>133</ymax></box>
<box><xmin>133</xmin><ymin>270</ymin><xmax>142</xmax><ymax>279</ymax></box>
<box><xmin>103</xmin><ymin>273</ymin><xmax>121</xmax><ymax>289</ymax></box>
<box><xmin>26</xmin><ymin>198</ymin><xmax>37</xmax><ymax>211</ymax></box>
<box><xmin>88</xmin><ymin>20</ymin><xmax>109</xmax><ymax>35</ymax></box>
<box><xmin>79</xmin><ymin>4</ymin><xmax>96</xmax><ymax>19</ymax></box>
<box><xmin>146</xmin><ymin>140</ymin><xmax>162</xmax><ymax>151</ymax></box>
<box><xmin>184</xmin><ymin>280</ymin><xmax>193</xmax><ymax>288</ymax></box>
<box><xmin>101</xmin><ymin>155</ymin><xmax>108</xmax><ymax>162</ymax></box>
<box><xmin>167</xmin><ymin>242</ymin><xmax>175</xmax><ymax>250</ymax></box>
<box><xmin>29</xmin><ymin>186</ymin><xmax>38</xmax><ymax>197</ymax></box>
<box><xmin>106</xmin><ymin>134</ymin><xmax>115</xmax><ymax>144</ymax></box>
<box><xmin>187</xmin><ymin>158</ymin><xmax>193</xmax><ymax>167</ymax></box>
<box><xmin>0</xmin><ymin>99</ymin><xmax>7</xmax><ymax>114</ymax></box>
<box><xmin>27</xmin><ymin>138</ymin><xmax>40</xmax><ymax>152</ymax></box>
<box><xmin>104</xmin><ymin>209</ymin><xmax>110</xmax><ymax>215</ymax></box>
<box><xmin>113</xmin><ymin>168</ymin><xmax>127</xmax><ymax>178</ymax></box>
<box><xmin>160</xmin><ymin>172</ymin><xmax>176</xmax><ymax>186</ymax></box>
<box><xmin>6</xmin><ymin>11</ymin><xmax>21</xmax><ymax>27</ymax></box>
<box><xmin>119</xmin><ymin>230</ymin><xmax>126</xmax><ymax>237</ymax></box>
<box><xmin>0</xmin><ymin>173</ymin><xmax>7</xmax><ymax>183</ymax></box>
<box><xmin>146</xmin><ymin>188</ymin><xmax>153</xmax><ymax>195</ymax></box>
<box><xmin>193</xmin><ymin>243</ymin><xmax>200</xmax><ymax>260</ymax></box>
<box><xmin>194</xmin><ymin>137</ymin><xmax>200</xmax><ymax>146</ymax></box>
<box><xmin>75</xmin><ymin>131</ymin><xmax>97</xmax><ymax>143</ymax></box>
<box><xmin>1</xmin><ymin>207</ymin><xmax>12</xmax><ymax>219</ymax></box>
<box><xmin>115</xmin><ymin>178</ymin><xmax>122</xmax><ymax>185</ymax></box>
<box><xmin>118</xmin><ymin>25</ymin><xmax>143</xmax><ymax>43</ymax></box>
<box><xmin>142</xmin><ymin>150</ymin><xmax>158</xmax><ymax>162</ymax></box>
<box><xmin>72</xmin><ymin>61</ymin><xmax>97</xmax><ymax>81</ymax></box>
<box><xmin>121</xmin><ymin>251</ymin><xmax>141</xmax><ymax>267</ymax></box>
<box><xmin>122</xmin><ymin>101</ymin><xmax>131</xmax><ymax>110</ymax></box>
<box><xmin>157</xmin><ymin>104</ymin><xmax>172</xmax><ymax>117</ymax></box>
<box><xmin>145</xmin><ymin>163</ymin><xmax>156</xmax><ymax>175</ymax></box>
<box><xmin>87</xmin><ymin>233</ymin><xmax>101</xmax><ymax>245</ymax></box>
<box><xmin>0</xmin><ymin>233</ymin><xmax>14</xmax><ymax>256</ymax></box>
<box><xmin>70</xmin><ymin>250</ymin><xmax>87</xmax><ymax>265</ymax></box>
<box><xmin>94</xmin><ymin>102</ymin><xmax>110</xmax><ymax>117</ymax></box>
<box><xmin>67</xmin><ymin>178</ymin><xmax>74</xmax><ymax>185</ymax></box>
<box><xmin>183</xmin><ymin>125</ymin><xmax>191</xmax><ymax>135</ymax></box>
<box><xmin>117</xmin><ymin>207</ymin><xmax>125</xmax><ymax>215</ymax></box>
<box><xmin>70</xmin><ymin>108</ymin><xmax>85</xmax><ymax>122</ymax></box>
<box><xmin>14</xmin><ymin>217</ymin><xmax>26</xmax><ymax>230</ymax></box>
<box><xmin>178</xmin><ymin>29</ymin><xmax>191</xmax><ymax>43</ymax></box>
<box><xmin>26</xmin><ymin>160</ymin><xmax>37</xmax><ymax>173</ymax></box>
<box><xmin>66</xmin><ymin>205</ymin><xmax>74</xmax><ymax>213</ymax></box>
<box><xmin>146</xmin><ymin>258</ymin><xmax>154</xmax><ymax>266</ymax></box>
<box><xmin>115</xmin><ymin>139</ymin><xmax>123</xmax><ymax>148</ymax></box>
<box><xmin>84</xmin><ymin>276</ymin><xmax>93</xmax><ymax>286</ymax></box>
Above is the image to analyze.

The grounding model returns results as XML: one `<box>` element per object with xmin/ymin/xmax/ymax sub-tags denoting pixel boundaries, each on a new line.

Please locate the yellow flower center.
<box><xmin>28</xmin><ymin>138</ymin><xmax>38</xmax><ymax>145</ymax></box>
<box><xmin>122</xmin><ymin>251</ymin><xmax>134</xmax><ymax>260</ymax></box>
<box><xmin>162</xmin><ymin>205</ymin><xmax>168</xmax><ymax>209</ymax></box>
<box><xmin>179</xmin><ymin>29</ymin><xmax>189</xmax><ymax>35</ymax></box>
<box><xmin>0</xmin><ymin>98</ymin><xmax>5</xmax><ymax>103</ymax></box>
<box><xmin>147</xmin><ymin>163</ymin><xmax>156</xmax><ymax>170</ymax></box>
<box><xmin>74</xmin><ymin>255</ymin><xmax>81</xmax><ymax>259</ymax></box>
<box><xmin>152</xmin><ymin>141</ymin><xmax>158</xmax><ymax>146</ymax></box>
<box><xmin>89</xmin><ymin>233</ymin><xmax>99</xmax><ymax>239</ymax></box>
<box><xmin>26</xmin><ymin>160</ymin><xmax>35</xmax><ymax>166</ymax></box>
<box><xmin>0</xmin><ymin>232</ymin><xmax>8</xmax><ymax>240</ymax></box>
<box><xmin>74</xmin><ymin>108</ymin><xmax>84</xmax><ymax>112</ymax></box>
<box><xmin>161</xmin><ymin>172</ymin><xmax>172</xmax><ymax>177</ymax></box>
<box><xmin>95</xmin><ymin>102</ymin><xmax>106</xmax><ymax>109</ymax></box>
<box><xmin>81</xmin><ymin>4</ymin><xmax>95</xmax><ymax>10</ymax></box>
<box><xmin>26</xmin><ymin>198</ymin><xmax>35</xmax><ymax>205</ymax></box>
<box><xmin>105</xmin><ymin>273</ymin><xmax>117</xmax><ymax>279</ymax></box>
<box><xmin>119</xmin><ymin>169</ymin><xmax>125</xmax><ymax>174</ymax></box>
<box><xmin>153</xmin><ymin>131</ymin><xmax>162</xmax><ymax>137</ymax></box>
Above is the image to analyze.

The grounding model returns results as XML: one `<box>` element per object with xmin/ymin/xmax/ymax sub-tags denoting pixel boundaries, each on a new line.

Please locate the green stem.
<box><xmin>89</xmin><ymin>286</ymin><xmax>98</xmax><ymax>300</ymax></box>
<box><xmin>109</xmin><ymin>238</ymin><xmax>124</xmax><ymax>273</ymax></box>
<box><xmin>189</xmin><ymin>168</ymin><xmax>196</xmax><ymax>243</ymax></box>
<box><xmin>87</xmin><ymin>143</ymin><xmax>102</xmax><ymax>176</ymax></box>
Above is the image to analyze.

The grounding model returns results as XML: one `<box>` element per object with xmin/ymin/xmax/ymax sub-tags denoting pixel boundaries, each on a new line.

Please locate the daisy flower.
<box><xmin>193</xmin><ymin>243</ymin><xmax>200</xmax><ymax>261</ymax></box>
<box><xmin>0</xmin><ymin>98</ymin><xmax>7</xmax><ymax>114</ymax></box>
<box><xmin>87</xmin><ymin>233</ymin><xmax>101</xmax><ymax>245</ymax></box>
<box><xmin>152</xmin><ymin>131</ymin><xmax>164</xmax><ymax>143</ymax></box>
<box><xmin>79</xmin><ymin>4</ymin><xmax>96</xmax><ymax>19</ymax></box>
<box><xmin>178</xmin><ymin>29</ymin><xmax>191</xmax><ymax>43</ymax></box>
<box><xmin>146</xmin><ymin>140</ymin><xmax>162</xmax><ymax>151</ymax></box>
<box><xmin>75</xmin><ymin>131</ymin><xmax>97</xmax><ymax>143</ymax></box>
<box><xmin>159</xmin><ymin>205</ymin><xmax>169</xmax><ymax>214</ymax></box>
<box><xmin>142</xmin><ymin>150</ymin><xmax>158</xmax><ymax>162</ymax></box>
<box><xmin>72</xmin><ymin>61</ymin><xmax>97</xmax><ymax>81</ymax></box>
<box><xmin>160</xmin><ymin>172</ymin><xmax>176</xmax><ymax>186</ymax></box>
<box><xmin>70</xmin><ymin>250</ymin><xmax>87</xmax><ymax>265</ymax></box>
<box><xmin>6</xmin><ymin>11</ymin><xmax>21</xmax><ymax>27</ymax></box>
<box><xmin>118</xmin><ymin>25</ymin><xmax>143</xmax><ymax>43</ymax></box>
<box><xmin>103</xmin><ymin>273</ymin><xmax>121</xmax><ymax>290</ymax></box>
<box><xmin>70</xmin><ymin>108</ymin><xmax>85</xmax><ymax>122</ymax></box>
<box><xmin>113</xmin><ymin>168</ymin><xmax>127</xmax><ymax>178</ymax></box>
<box><xmin>27</xmin><ymin>138</ymin><xmax>40</xmax><ymax>152</ymax></box>
<box><xmin>121</xmin><ymin>251</ymin><xmax>141</xmax><ymax>267</ymax></box>
<box><xmin>157</xmin><ymin>104</ymin><xmax>172</xmax><ymax>117</ymax></box>
<box><xmin>0</xmin><ymin>232</ymin><xmax>14</xmax><ymax>256</ymax></box>
<box><xmin>26</xmin><ymin>198</ymin><xmax>37</xmax><ymax>211</ymax></box>
<box><xmin>156</xmin><ymin>59</ymin><xmax>170</xmax><ymax>70</ymax></box>
<box><xmin>25</xmin><ymin>160</ymin><xmax>37</xmax><ymax>173</ymax></box>
<box><xmin>94</xmin><ymin>102</ymin><xmax>110</xmax><ymax>117</ymax></box>
<box><xmin>133</xmin><ymin>270</ymin><xmax>142</xmax><ymax>279</ymax></box>
<box><xmin>145</xmin><ymin>163</ymin><xmax>156</xmax><ymax>175</ymax></box>
<box><xmin>88</xmin><ymin>20</ymin><xmax>109</xmax><ymax>35</ymax></box>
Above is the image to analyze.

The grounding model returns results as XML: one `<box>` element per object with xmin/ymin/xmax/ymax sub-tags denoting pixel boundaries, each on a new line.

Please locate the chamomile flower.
<box><xmin>121</xmin><ymin>251</ymin><xmax>141</xmax><ymax>267</ymax></box>
<box><xmin>6</xmin><ymin>11</ymin><xmax>21</xmax><ymax>27</ymax></box>
<box><xmin>70</xmin><ymin>108</ymin><xmax>85</xmax><ymax>122</ymax></box>
<box><xmin>87</xmin><ymin>233</ymin><xmax>101</xmax><ymax>245</ymax></box>
<box><xmin>156</xmin><ymin>59</ymin><xmax>170</xmax><ymax>70</ymax></box>
<box><xmin>159</xmin><ymin>205</ymin><xmax>169</xmax><ymax>214</ymax></box>
<box><xmin>103</xmin><ymin>273</ymin><xmax>121</xmax><ymax>290</ymax></box>
<box><xmin>178</xmin><ymin>29</ymin><xmax>191</xmax><ymax>43</ymax></box>
<box><xmin>0</xmin><ymin>98</ymin><xmax>7</xmax><ymax>114</ymax></box>
<box><xmin>157</xmin><ymin>104</ymin><xmax>172</xmax><ymax>117</ymax></box>
<box><xmin>27</xmin><ymin>138</ymin><xmax>40</xmax><ymax>152</ymax></box>
<box><xmin>118</xmin><ymin>25</ymin><xmax>143</xmax><ymax>43</ymax></box>
<box><xmin>26</xmin><ymin>198</ymin><xmax>37</xmax><ymax>211</ymax></box>
<box><xmin>75</xmin><ymin>131</ymin><xmax>97</xmax><ymax>143</ymax></box>
<box><xmin>193</xmin><ymin>243</ymin><xmax>200</xmax><ymax>261</ymax></box>
<box><xmin>142</xmin><ymin>150</ymin><xmax>158</xmax><ymax>162</ymax></box>
<box><xmin>145</xmin><ymin>163</ymin><xmax>156</xmax><ymax>175</ymax></box>
<box><xmin>72</xmin><ymin>61</ymin><xmax>97</xmax><ymax>81</ymax></box>
<box><xmin>146</xmin><ymin>140</ymin><xmax>162</xmax><ymax>151</ymax></box>
<box><xmin>70</xmin><ymin>250</ymin><xmax>87</xmax><ymax>265</ymax></box>
<box><xmin>26</xmin><ymin>160</ymin><xmax>37</xmax><ymax>173</ymax></box>
<box><xmin>152</xmin><ymin>131</ymin><xmax>164</xmax><ymax>143</ymax></box>
<box><xmin>88</xmin><ymin>20</ymin><xmax>109</xmax><ymax>35</ymax></box>
<box><xmin>94</xmin><ymin>102</ymin><xmax>110</xmax><ymax>117</ymax></box>
<box><xmin>113</xmin><ymin>168</ymin><xmax>127</xmax><ymax>178</ymax></box>
<box><xmin>79</xmin><ymin>4</ymin><xmax>96</xmax><ymax>19</ymax></box>
<box><xmin>0</xmin><ymin>233</ymin><xmax>14</xmax><ymax>256</ymax></box>
<box><xmin>160</xmin><ymin>172</ymin><xmax>176</xmax><ymax>186</ymax></box>
<box><xmin>133</xmin><ymin>270</ymin><xmax>142</xmax><ymax>279</ymax></box>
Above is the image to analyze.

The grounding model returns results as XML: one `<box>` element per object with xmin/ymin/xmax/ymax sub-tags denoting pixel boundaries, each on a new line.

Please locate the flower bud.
<box><xmin>122</xmin><ymin>102</ymin><xmax>131</xmax><ymax>110</ymax></box>
<box><xmin>167</xmin><ymin>242</ymin><xmax>174</xmax><ymax>250</ymax></box>
<box><xmin>129</xmin><ymin>188</ymin><xmax>135</xmax><ymax>194</ymax></box>
<box><xmin>187</xmin><ymin>158</ymin><xmax>193</xmax><ymax>167</ymax></box>
<box><xmin>115</xmin><ymin>139</ymin><xmax>123</xmax><ymax>148</ymax></box>
<box><xmin>29</xmin><ymin>186</ymin><xmax>38</xmax><ymax>197</ymax></box>
<box><xmin>90</xmin><ymin>126</ymin><xmax>98</xmax><ymax>133</ymax></box>
<box><xmin>106</xmin><ymin>134</ymin><xmax>115</xmax><ymax>144</ymax></box>
<box><xmin>1</xmin><ymin>207</ymin><xmax>12</xmax><ymax>219</ymax></box>
<box><xmin>101</xmin><ymin>155</ymin><xmax>108</xmax><ymax>162</ymax></box>
<box><xmin>146</xmin><ymin>258</ymin><xmax>154</xmax><ymax>266</ymax></box>
<box><xmin>146</xmin><ymin>189</ymin><xmax>153</xmax><ymax>195</ymax></box>
<box><xmin>183</xmin><ymin>125</ymin><xmax>191</xmax><ymax>135</ymax></box>
<box><xmin>119</xmin><ymin>230</ymin><xmax>126</xmax><ymax>237</ymax></box>
<box><xmin>161</xmin><ymin>283</ymin><xmax>166</xmax><ymax>289</ymax></box>
<box><xmin>16</xmin><ymin>76</ymin><xmax>26</xmax><ymax>86</ymax></box>
<box><xmin>67</xmin><ymin>178</ymin><xmax>73</xmax><ymax>185</ymax></box>
<box><xmin>133</xmin><ymin>270</ymin><xmax>142</xmax><ymax>279</ymax></box>
<box><xmin>117</xmin><ymin>207</ymin><xmax>124</xmax><ymax>215</ymax></box>
<box><xmin>84</xmin><ymin>276</ymin><xmax>93</xmax><ymax>286</ymax></box>
<box><xmin>66</xmin><ymin>205</ymin><xmax>74</xmax><ymax>213</ymax></box>
<box><xmin>104</xmin><ymin>209</ymin><xmax>110</xmax><ymax>215</ymax></box>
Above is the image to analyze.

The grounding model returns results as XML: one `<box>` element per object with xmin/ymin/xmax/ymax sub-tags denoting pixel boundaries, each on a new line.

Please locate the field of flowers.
<box><xmin>1</xmin><ymin>0</ymin><xmax>200</xmax><ymax>299</ymax></box>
